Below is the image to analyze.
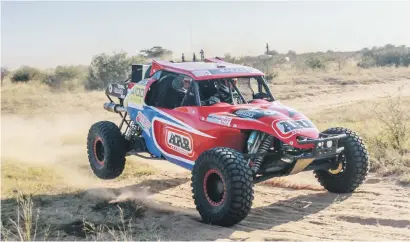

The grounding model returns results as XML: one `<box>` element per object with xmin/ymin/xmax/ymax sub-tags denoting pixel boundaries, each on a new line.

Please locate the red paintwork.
<box><xmin>195</xmin><ymin>101</ymin><xmax>319</xmax><ymax>149</ymax></box>
<box><xmin>151</xmin><ymin>99</ymin><xmax>318</xmax><ymax>162</ymax></box>
<box><xmin>129</xmin><ymin>59</ymin><xmax>320</xmax><ymax>161</ymax></box>
<box><xmin>127</xmin><ymin>82</ymin><xmax>136</xmax><ymax>89</ymax></box>
<box><xmin>150</xmin><ymin>60</ymin><xmax>264</xmax><ymax>81</ymax></box>
<box><xmin>154</xmin><ymin>107</ymin><xmax>247</xmax><ymax>161</ymax></box>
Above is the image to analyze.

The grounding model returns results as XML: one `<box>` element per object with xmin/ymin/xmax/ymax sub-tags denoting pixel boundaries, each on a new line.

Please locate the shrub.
<box><xmin>43</xmin><ymin>65</ymin><xmax>86</xmax><ymax>89</ymax></box>
<box><xmin>358</xmin><ymin>44</ymin><xmax>410</xmax><ymax>68</ymax></box>
<box><xmin>367</xmin><ymin>86</ymin><xmax>409</xmax><ymax>154</ymax></box>
<box><xmin>305</xmin><ymin>56</ymin><xmax>325</xmax><ymax>69</ymax></box>
<box><xmin>85</xmin><ymin>52</ymin><xmax>146</xmax><ymax>90</ymax></box>
<box><xmin>11</xmin><ymin>66</ymin><xmax>44</xmax><ymax>83</ymax></box>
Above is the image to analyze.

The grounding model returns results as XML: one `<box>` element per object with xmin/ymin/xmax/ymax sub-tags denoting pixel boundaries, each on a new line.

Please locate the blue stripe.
<box><xmin>163</xmin><ymin>154</ymin><xmax>194</xmax><ymax>170</ymax></box>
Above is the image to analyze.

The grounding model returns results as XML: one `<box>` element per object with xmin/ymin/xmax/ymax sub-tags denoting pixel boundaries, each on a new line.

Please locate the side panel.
<box><xmin>125</xmin><ymin>104</ymin><xmax>247</xmax><ymax>170</ymax></box>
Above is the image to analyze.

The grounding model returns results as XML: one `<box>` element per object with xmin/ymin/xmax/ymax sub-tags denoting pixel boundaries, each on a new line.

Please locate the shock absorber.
<box><xmin>251</xmin><ymin>135</ymin><xmax>274</xmax><ymax>173</ymax></box>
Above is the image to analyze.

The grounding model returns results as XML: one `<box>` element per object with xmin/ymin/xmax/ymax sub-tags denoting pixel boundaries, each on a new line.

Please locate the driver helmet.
<box><xmin>172</xmin><ymin>75</ymin><xmax>192</xmax><ymax>93</ymax></box>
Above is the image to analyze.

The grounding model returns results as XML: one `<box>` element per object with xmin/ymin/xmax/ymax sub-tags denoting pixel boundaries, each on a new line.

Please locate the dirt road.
<box><xmin>1</xmin><ymin>80</ymin><xmax>410</xmax><ymax>240</ymax></box>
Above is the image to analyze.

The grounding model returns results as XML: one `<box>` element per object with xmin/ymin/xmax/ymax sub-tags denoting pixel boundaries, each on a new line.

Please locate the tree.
<box><xmin>10</xmin><ymin>66</ymin><xmax>44</xmax><ymax>83</ymax></box>
<box><xmin>1</xmin><ymin>67</ymin><xmax>10</xmax><ymax>85</ymax></box>
<box><xmin>139</xmin><ymin>46</ymin><xmax>173</xmax><ymax>59</ymax></box>
<box><xmin>85</xmin><ymin>51</ymin><xmax>144</xmax><ymax>90</ymax></box>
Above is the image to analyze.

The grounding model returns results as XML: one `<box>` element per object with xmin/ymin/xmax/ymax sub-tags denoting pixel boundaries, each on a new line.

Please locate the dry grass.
<box><xmin>270</xmin><ymin>65</ymin><xmax>410</xmax><ymax>100</ymax></box>
<box><xmin>1</xmin><ymin>157</ymin><xmax>157</xmax><ymax>199</ymax></box>
<box><xmin>272</xmin><ymin>64</ymin><xmax>409</xmax><ymax>85</ymax></box>
<box><xmin>309</xmin><ymin>91</ymin><xmax>410</xmax><ymax>184</ymax></box>
<box><xmin>0</xmin><ymin>81</ymin><xmax>106</xmax><ymax>116</ymax></box>
<box><xmin>1</xmin><ymin>188</ymin><xmax>164</xmax><ymax>241</ymax></box>
<box><xmin>1</xmin><ymin>159</ymin><xmax>70</xmax><ymax>197</ymax></box>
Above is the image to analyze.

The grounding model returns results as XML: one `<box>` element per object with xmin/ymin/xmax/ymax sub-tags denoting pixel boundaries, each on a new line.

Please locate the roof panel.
<box><xmin>154</xmin><ymin>60</ymin><xmax>264</xmax><ymax>80</ymax></box>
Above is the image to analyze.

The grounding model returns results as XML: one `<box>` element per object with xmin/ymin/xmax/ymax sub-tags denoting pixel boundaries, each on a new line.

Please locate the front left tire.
<box><xmin>191</xmin><ymin>147</ymin><xmax>254</xmax><ymax>227</ymax></box>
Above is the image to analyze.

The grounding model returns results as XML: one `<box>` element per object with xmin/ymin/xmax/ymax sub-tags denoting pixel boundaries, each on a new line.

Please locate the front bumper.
<box><xmin>288</xmin><ymin>133</ymin><xmax>346</xmax><ymax>175</ymax></box>
<box><xmin>295</xmin><ymin>133</ymin><xmax>346</xmax><ymax>160</ymax></box>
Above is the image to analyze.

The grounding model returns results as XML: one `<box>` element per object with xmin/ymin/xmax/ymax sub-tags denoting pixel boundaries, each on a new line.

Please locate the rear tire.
<box><xmin>314</xmin><ymin>127</ymin><xmax>370</xmax><ymax>193</ymax></box>
<box><xmin>191</xmin><ymin>147</ymin><xmax>254</xmax><ymax>227</ymax></box>
<box><xmin>87</xmin><ymin>121</ymin><xmax>127</xmax><ymax>179</ymax></box>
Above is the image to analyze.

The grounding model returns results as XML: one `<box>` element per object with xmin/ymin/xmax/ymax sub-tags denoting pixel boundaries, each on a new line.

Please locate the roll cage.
<box><xmin>145</xmin><ymin>69</ymin><xmax>276</xmax><ymax>109</ymax></box>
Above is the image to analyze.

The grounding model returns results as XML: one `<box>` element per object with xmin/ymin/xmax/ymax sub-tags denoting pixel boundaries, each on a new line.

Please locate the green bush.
<box><xmin>43</xmin><ymin>65</ymin><xmax>87</xmax><ymax>89</ymax></box>
<box><xmin>11</xmin><ymin>66</ymin><xmax>44</xmax><ymax>83</ymax></box>
<box><xmin>358</xmin><ymin>45</ymin><xmax>410</xmax><ymax>68</ymax></box>
<box><xmin>305</xmin><ymin>56</ymin><xmax>325</xmax><ymax>69</ymax></box>
<box><xmin>85</xmin><ymin>52</ymin><xmax>146</xmax><ymax>90</ymax></box>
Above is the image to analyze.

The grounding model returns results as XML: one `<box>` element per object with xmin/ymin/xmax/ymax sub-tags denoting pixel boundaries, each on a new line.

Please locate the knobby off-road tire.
<box><xmin>314</xmin><ymin>127</ymin><xmax>370</xmax><ymax>193</ymax></box>
<box><xmin>191</xmin><ymin>147</ymin><xmax>254</xmax><ymax>227</ymax></box>
<box><xmin>87</xmin><ymin>121</ymin><xmax>127</xmax><ymax>179</ymax></box>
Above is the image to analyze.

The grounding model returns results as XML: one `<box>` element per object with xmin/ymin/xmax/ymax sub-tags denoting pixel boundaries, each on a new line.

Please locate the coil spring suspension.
<box><xmin>125</xmin><ymin>121</ymin><xmax>141</xmax><ymax>140</ymax></box>
<box><xmin>251</xmin><ymin>135</ymin><xmax>274</xmax><ymax>173</ymax></box>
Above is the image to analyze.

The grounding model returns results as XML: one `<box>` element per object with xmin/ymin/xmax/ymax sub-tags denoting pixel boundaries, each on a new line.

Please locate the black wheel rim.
<box><xmin>93</xmin><ymin>137</ymin><xmax>105</xmax><ymax>167</ymax></box>
<box><xmin>203</xmin><ymin>169</ymin><xmax>226</xmax><ymax>206</ymax></box>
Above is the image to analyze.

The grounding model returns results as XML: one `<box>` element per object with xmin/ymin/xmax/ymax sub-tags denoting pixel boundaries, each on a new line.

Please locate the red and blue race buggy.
<box><xmin>87</xmin><ymin>58</ymin><xmax>370</xmax><ymax>227</ymax></box>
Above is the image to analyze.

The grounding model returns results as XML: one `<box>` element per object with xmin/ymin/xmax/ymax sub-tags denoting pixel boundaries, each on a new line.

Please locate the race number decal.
<box><xmin>165</xmin><ymin>127</ymin><xmax>194</xmax><ymax>157</ymax></box>
<box><xmin>124</xmin><ymin>82</ymin><xmax>146</xmax><ymax>109</ymax></box>
<box><xmin>275</xmin><ymin>119</ymin><xmax>316</xmax><ymax>134</ymax></box>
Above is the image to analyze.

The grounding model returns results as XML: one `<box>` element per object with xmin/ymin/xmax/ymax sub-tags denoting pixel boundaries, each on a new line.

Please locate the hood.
<box><xmin>201</xmin><ymin>100</ymin><xmax>320</xmax><ymax>149</ymax></box>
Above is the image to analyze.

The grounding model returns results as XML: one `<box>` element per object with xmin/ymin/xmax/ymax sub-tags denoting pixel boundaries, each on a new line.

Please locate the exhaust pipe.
<box><xmin>104</xmin><ymin>102</ymin><xmax>126</xmax><ymax>113</ymax></box>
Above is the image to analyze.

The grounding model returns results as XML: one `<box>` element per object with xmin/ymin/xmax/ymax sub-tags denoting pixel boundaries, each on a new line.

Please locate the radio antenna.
<box><xmin>190</xmin><ymin>24</ymin><xmax>193</xmax><ymax>53</ymax></box>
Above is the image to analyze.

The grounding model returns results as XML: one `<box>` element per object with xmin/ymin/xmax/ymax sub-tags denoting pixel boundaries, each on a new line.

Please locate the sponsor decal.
<box><xmin>113</xmin><ymin>86</ymin><xmax>124</xmax><ymax>95</ymax></box>
<box><xmin>165</xmin><ymin>127</ymin><xmax>194</xmax><ymax>157</ymax></box>
<box><xmin>275</xmin><ymin>119</ymin><xmax>316</xmax><ymax>134</ymax></box>
<box><xmin>136</xmin><ymin>111</ymin><xmax>151</xmax><ymax>136</ymax></box>
<box><xmin>235</xmin><ymin>109</ymin><xmax>259</xmax><ymax>118</ymax></box>
<box><xmin>192</xmin><ymin>70</ymin><xmax>212</xmax><ymax>77</ymax></box>
<box><xmin>124</xmin><ymin>84</ymin><xmax>146</xmax><ymax>109</ymax></box>
<box><xmin>218</xmin><ymin>68</ymin><xmax>248</xmax><ymax>73</ymax></box>
<box><xmin>234</xmin><ymin>109</ymin><xmax>279</xmax><ymax>119</ymax></box>
<box><xmin>206</xmin><ymin>114</ymin><xmax>233</xmax><ymax>127</ymax></box>
<box><xmin>107</xmin><ymin>83</ymin><xmax>128</xmax><ymax>98</ymax></box>
<box><xmin>208</xmin><ymin>68</ymin><xmax>250</xmax><ymax>75</ymax></box>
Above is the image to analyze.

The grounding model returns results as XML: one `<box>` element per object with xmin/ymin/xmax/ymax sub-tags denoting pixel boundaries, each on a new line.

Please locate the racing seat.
<box><xmin>155</xmin><ymin>75</ymin><xmax>183</xmax><ymax>109</ymax></box>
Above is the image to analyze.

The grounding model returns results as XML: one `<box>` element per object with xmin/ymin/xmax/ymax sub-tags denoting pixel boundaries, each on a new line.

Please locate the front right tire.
<box><xmin>191</xmin><ymin>147</ymin><xmax>254</xmax><ymax>227</ymax></box>
<box><xmin>314</xmin><ymin>127</ymin><xmax>370</xmax><ymax>193</ymax></box>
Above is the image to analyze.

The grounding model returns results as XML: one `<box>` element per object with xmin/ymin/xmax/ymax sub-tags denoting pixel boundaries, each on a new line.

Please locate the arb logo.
<box><xmin>165</xmin><ymin>127</ymin><xmax>194</xmax><ymax>157</ymax></box>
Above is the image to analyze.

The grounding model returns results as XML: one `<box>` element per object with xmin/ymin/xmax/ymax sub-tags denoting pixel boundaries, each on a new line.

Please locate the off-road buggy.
<box><xmin>87</xmin><ymin>58</ymin><xmax>370</xmax><ymax>227</ymax></box>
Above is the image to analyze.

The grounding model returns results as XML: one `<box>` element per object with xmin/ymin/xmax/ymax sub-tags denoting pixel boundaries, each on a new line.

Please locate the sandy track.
<box><xmin>146</xmin><ymin>172</ymin><xmax>410</xmax><ymax>241</ymax></box>
<box><xmin>281</xmin><ymin>79</ymin><xmax>410</xmax><ymax>114</ymax></box>
<box><xmin>1</xmin><ymin>79</ymin><xmax>410</xmax><ymax>240</ymax></box>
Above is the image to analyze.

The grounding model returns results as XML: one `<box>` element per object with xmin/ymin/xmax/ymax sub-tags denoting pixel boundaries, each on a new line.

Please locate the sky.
<box><xmin>1</xmin><ymin>0</ymin><xmax>410</xmax><ymax>69</ymax></box>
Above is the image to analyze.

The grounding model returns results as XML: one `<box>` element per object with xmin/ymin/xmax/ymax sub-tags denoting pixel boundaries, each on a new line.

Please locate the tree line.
<box><xmin>1</xmin><ymin>44</ymin><xmax>409</xmax><ymax>89</ymax></box>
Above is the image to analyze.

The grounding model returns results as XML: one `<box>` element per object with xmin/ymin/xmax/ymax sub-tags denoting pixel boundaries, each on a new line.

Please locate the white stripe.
<box><xmin>148</xmin><ymin>106</ymin><xmax>215</xmax><ymax>139</ymax></box>
<box><xmin>127</xmin><ymin>102</ymin><xmax>143</xmax><ymax>110</ymax></box>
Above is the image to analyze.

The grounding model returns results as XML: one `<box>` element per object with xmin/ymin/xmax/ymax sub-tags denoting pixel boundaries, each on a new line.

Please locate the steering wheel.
<box><xmin>201</xmin><ymin>95</ymin><xmax>221</xmax><ymax>106</ymax></box>
<box><xmin>253</xmin><ymin>92</ymin><xmax>270</xmax><ymax>100</ymax></box>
